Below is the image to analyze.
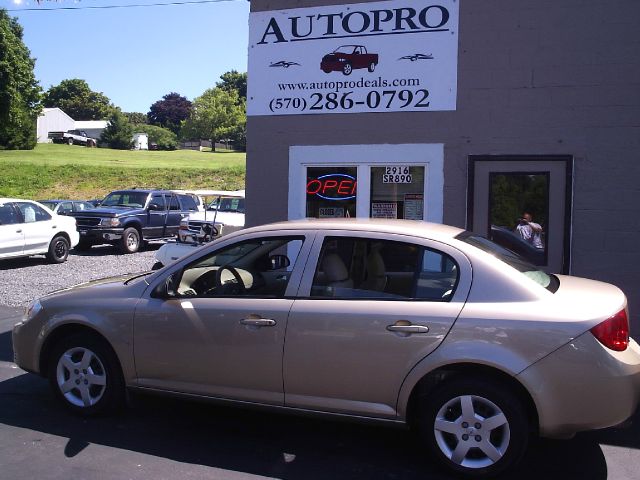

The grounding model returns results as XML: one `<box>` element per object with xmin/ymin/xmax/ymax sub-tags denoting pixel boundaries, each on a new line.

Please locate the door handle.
<box><xmin>16</xmin><ymin>229</ymin><xmax>22</xmax><ymax>233</ymax></box>
<box><xmin>240</xmin><ymin>318</ymin><xmax>276</xmax><ymax>327</ymax></box>
<box><xmin>386</xmin><ymin>323</ymin><xmax>429</xmax><ymax>335</ymax></box>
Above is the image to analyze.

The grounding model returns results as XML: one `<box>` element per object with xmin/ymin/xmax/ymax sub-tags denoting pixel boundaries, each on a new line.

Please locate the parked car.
<box><xmin>39</xmin><ymin>200</ymin><xmax>96</xmax><ymax>216</ymax></box>
<box><xmin>48</xmin><ymin>129</ymin><xmax>96</xmax><ymax>147</ymax></box>
<box><xmin>67</xmin><ymin>189</ymin><xmax>199</xmax><ymax>254</ymax></box>
<box><xmin>0</xmin><ymin>198</ymin><xmax>79</xmax><ymax>263</ymax></box>
<box><xmin>321</xmin><ymin>45</ymin><xmax>379</xmax><ymax>75</ymax></box>
<box><xmin>490</xmin><ymin>224</ymin><xmax>545</xmax><ymax>265</ymax></box>
<box><xmin>177</xmin><ymin>190</ymin><xmax>245</xmax><ymax>243</ymax></box>
<box><xmin>152</xmin><ymin>190</ymin><xmax>246</xmax><ymax>270</ymax></box>
<box><xmin>12</xmin><ymin>219</ymin><xmax>640</xmax><ymax>478</ymax></box>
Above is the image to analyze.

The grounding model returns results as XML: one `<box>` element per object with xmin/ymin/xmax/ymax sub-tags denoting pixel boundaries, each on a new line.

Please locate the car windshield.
<box><xmin>101</xmin><ymin>192</ymin><xmax>148</xmax><ymax>208</ymax></box>
<box><xmin>207</xmin><ymin>197</ymin><xmax>245</xmax><ymax>213</ymax></box>
<box><xmin>456</xmin><ymin>232</ymin><xmax>559</xmax><ymax>292</ymax></box>
<box><xmin>40</xmin><ymin>201</ymin><xmax>58</xmax><ymax>209</ymax></box>
<box><xmin>333</xmin><ymin>46</ymin><xmax>356</xmax><ymax>54</ymax></box>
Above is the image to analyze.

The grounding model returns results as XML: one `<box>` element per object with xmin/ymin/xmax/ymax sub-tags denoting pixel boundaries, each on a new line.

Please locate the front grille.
<box><xmin>75</xmin><ymin>216</ymin><xmax>101</xmax><ymax>227</ymax></box>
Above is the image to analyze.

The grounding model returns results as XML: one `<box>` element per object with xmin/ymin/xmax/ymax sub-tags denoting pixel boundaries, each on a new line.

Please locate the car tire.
<box><xmin>119</xmin><ymin>227</ymin><xmax>141</xmax><ymax>254</ymax></box>
<box><xmin>368</xmin><ymin>62</ymin><xmax>376</xmax><ymax>72</ymax></box>
<box><xmin>46</xmin><ymin>235</ymin><xmax>70</xmax><ymax>263</ymax></box>
<box><xmin>48</xmin><ymin>333</ymin><xmax>125</xmax><ymax>416</ymax></box>
<box><xmin>342</xmin><ymin>62</ymin><xmax>353</xmax><ymax>75</ymax></box>
<box><xmin>418</xmin><ymin>377</ymin><xmax>529</xmax><ymax>478</ymax></box>
<box><xmin>67</xmin><ymin>137</ymin><xmax>74</xmax><ymax>146</ymax></box>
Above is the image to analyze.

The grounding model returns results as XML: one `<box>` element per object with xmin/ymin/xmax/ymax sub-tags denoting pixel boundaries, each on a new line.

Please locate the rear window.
<box><xmin>457</xmin><ymin>232</ymin><xmax>559</xmax><ymax>293</ymax></box>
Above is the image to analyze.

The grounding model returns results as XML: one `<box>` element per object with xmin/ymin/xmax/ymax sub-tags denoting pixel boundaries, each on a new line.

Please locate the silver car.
<box><xmin>12</xmin><ymin>219</ymin><xmax>640</xmax><ymax>478</ymax></box>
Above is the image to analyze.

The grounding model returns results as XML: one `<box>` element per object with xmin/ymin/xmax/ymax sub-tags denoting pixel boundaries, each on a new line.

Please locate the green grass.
<box><xmin>0</xmin><ymin>144</ymin><xmax>246</xmax><ymax>200</ymax></box>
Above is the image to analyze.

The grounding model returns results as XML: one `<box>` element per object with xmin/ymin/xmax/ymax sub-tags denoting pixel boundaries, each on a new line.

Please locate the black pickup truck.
<box><xmin>68</xmin><ymin>189</ymin><xmax>199</xmax><ymax>253</ymax></box>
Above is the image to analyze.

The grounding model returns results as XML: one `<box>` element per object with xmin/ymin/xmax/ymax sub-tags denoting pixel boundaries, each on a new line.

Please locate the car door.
<box><xmin>164</xmin><ymin>194</ymin><xmax>186</xmax><ymax>237</ymax></box>
<box><xmin>0</xmin><ymin>202</ymin><xmax>25</xmax><ymax>258</ymax></box>
<box><xmin>145</xmin><ymin>194</ymin><xmax>167</xmax><ymax>238</ymax></box>
<box><xmin>134</xmin><ymin>231</ymin><xmax>313</xmax><ymax>405</ymax></box>
<box><xmin>283</xmin><ymin>231</ymin><xmax>472</xmax><ymax>419</ymax></box>
<box><xmin>15</xmin><ymin>202</ymin><xmax>54</xmax><ymax>255</ymax></box>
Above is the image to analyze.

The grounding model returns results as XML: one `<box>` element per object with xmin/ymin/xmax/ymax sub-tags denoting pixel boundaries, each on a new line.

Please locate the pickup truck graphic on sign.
<box><xmin>320</xmin><ymin>45</ymin><xmax>379</xmax><ymax>75</ymax></box>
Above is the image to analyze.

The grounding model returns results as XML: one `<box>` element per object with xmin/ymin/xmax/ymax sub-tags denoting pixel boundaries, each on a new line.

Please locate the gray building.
<box><xmin>246</xmin><ymin>0</ymin><xmax>640</xmax><ymax>328</ymax></box>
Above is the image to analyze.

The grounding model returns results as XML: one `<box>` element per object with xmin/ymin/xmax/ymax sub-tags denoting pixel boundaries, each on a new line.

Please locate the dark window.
<box><xmin>311</xmin><ymin>236</ymin><xmax>458</xmax><ymax>301</ymax></box>
<box><xmin>165</xmin><ymin>195</ymin><xmax>180</xmax><ymax>211</ymax></box>
<box><xmin>149</xmin><ymin>195</ymin><xmax>165</xmax><ymax>210</ymax></box>
<box><xmin>16</xmin><ymin>202</ymin><xmax>52</xmax><ymax>223</ymax></box>
<box><xmin>177</xmin><ymin>194</ymin><xmax>198</xmax><ymax>211</ymax></box>
<box><xmin>0</xmin><ymin>203</ymin><xmax>19</xmax><ymax>225</ymax></box>
<box><xmin>176</xmin><ymin>236</ymin><xmax>305</xmax><ymax>298</ymax></box>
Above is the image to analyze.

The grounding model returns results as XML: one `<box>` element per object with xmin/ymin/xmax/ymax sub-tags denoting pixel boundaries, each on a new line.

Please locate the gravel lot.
<box><xmin>0</xmin><ymin>244</ymin><xmax>160</xmax><ymax>307</ymax></box>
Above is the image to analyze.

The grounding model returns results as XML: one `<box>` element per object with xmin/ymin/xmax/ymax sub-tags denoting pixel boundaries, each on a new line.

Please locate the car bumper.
<box><xmin>517</xmin><ymin>332</ymin><xmax>640</xmax><ymax>438</ymax></box>
<box><xmin>78</xmin><ymin>227</ymin><xmax>124</xmax><ymax>243</ymax></box>
<box><xmin>12</xmin><ymin>313</ymin><xmax>44</xmax><ymax>375</ymax></box>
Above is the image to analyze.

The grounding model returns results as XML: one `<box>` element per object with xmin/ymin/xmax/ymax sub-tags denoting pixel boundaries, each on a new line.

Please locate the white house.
<box><xmin>74</xmin><ymin>120</ymin><xmax>109</xmax><ymax>140</ymax></box>
<box><xmin>36</xmin><ymin>108</ymin><xmax>74</xmax><ymax>143</ymax></box>
<box><xmin>36</xmin><ymin>109</ymin><xmax>109</xmax><ymax>143</ymax></box>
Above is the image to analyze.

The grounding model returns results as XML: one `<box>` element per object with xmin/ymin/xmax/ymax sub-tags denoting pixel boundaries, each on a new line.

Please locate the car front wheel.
<box><xmin>46</xmin><ymin>235</ymin><xmax>70</xmax><ymax>263</ymax></box>
<box><xmin>48</xmin><ymin>333</ymin><xmax>124</xmax><ymax>416</ymax></box>
<box><xmin>119</xmin><ymin>227</ymin><xmax>141</xmax><ymax>254</ymax></box>
<box><xmin>418</xmin><ymin>377</ymin><xmax>529</xmax><ymax>478</ymax></box>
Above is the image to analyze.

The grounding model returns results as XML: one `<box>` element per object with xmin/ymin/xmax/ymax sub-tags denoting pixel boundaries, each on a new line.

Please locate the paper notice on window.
<box><xmin>371</xmin><ymin>202</ymin><xmax>397</xmax><ymax>219</ymax></box>
<box><xmin>404</xmin><ymin>194</ymin><xmax>424</xmax><ymax>220</ymax></box>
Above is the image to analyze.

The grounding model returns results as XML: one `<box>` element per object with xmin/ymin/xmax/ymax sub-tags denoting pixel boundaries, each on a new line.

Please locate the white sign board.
<box><xmin>248</xmin><ymin>0</ymin><xmax>459</xmax><ymax>116</ymax></box>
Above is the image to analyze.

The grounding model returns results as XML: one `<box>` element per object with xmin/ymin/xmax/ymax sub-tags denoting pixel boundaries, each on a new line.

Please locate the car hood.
<box><xmin>69</xmin><ymin>207</ymin><xmax>143</xmax><ymax>217</ymax></box>
<box><xmin>188</xmin><ymin>211</ymin><xmax>245</xmax><ymax>226</ymax></box>
<box><xmin>40</xmin><ymin>272</ymin><xmax>152</xmax><ymax>303</ymax></box>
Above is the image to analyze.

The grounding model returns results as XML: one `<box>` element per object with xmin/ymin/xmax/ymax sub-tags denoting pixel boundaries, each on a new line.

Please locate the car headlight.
<box><xmin>100</xmin><ymin>217</ymin><xmax>120</xmax><ymax>227</ymax></box>
<box><xmin>23</xmin><ymin>299</ymin><xmax>42</xmax><ymax>323</ymax></box>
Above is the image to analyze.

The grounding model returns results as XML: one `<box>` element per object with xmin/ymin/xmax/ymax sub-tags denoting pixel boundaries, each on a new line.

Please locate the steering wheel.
<box><xmin>211</xmin><ymin>265</ymin><xmax>246</xmax><ymax>295</ymax></box>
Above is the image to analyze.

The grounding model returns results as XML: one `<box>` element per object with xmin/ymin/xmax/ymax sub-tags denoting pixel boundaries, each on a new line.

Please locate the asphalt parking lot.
<box><xmin>1</xmin><ymin>253</ymin><xmax>640</xmax><ymax>479</ymax></box>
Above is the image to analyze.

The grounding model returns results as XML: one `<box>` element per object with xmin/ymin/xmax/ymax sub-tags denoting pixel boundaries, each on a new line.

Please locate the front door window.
<box><xmin>370</xmin><ymin>166</ymin><xmax>425</xmax><ymax>220</ymax></box>
<box><xmin>306</xmin><ymin>167</ymin><xmax>357</xmax><ymax>218</ymax></box>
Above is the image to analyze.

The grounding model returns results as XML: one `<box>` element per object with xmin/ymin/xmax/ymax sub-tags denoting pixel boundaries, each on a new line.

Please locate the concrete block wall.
<box><xmin>247</xmin><ymin>0</ymin><xmax>640</xmax><ymax>329</ymax></box>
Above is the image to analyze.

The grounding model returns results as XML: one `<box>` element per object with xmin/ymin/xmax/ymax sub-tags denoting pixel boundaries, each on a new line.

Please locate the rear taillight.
<box><xmin>590</xmin><ymin>309</ymin><xmax>629</xmax><ymax>351</ymax></box>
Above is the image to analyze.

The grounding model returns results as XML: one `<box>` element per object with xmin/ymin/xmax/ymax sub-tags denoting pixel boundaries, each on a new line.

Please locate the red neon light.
<box><xmin>307</xmin><ymin>178</ymin><xmax>358</xmax><ymax>198</ymax></box>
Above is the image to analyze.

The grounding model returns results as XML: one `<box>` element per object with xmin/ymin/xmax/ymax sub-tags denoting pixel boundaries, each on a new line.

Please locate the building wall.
<box><xmin>247</xmin><ymin>0</ymin><xmax>640</xmax><ymax>328</ymax></box>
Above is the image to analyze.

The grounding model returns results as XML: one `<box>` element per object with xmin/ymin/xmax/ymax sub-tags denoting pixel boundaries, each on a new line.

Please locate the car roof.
<box><xmin>241</xmin><ymin>218</ymin><xmax>464</xmax><ymax>241</ymax></box>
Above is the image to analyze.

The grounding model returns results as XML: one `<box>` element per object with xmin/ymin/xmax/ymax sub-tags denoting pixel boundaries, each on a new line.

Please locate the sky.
<box><xmin>2</xmin><ymin>0</ymin><xmax>250</xmax><ymax>113</ymax></box>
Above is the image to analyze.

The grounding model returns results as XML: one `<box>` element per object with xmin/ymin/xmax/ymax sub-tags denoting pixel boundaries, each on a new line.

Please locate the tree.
<box><xmin>100</xmin><ymin>111</ymin><xmax>133</xmax><ymax>150</ymax></box>
<box><xmin>181</xmin><ymin>87</ymin><xmax>245</xmax><ymax>152</ymax></box>
<box><xmin>0</xmin><ymin>9</ymin><xmax>42</xmax><ymax>150</ymax></box>
<box><xmin>217</xmin><ymin>70</ymin><xmax>247</xmax><ymax>101</ymax></box>
<box><xmin>43</xmin><ymin>79</ymin><xmax>115</xmax><ymax>120</ymax></box>
<box><xmin>124</xmin><ymin>112</ymin><xmax>148</xmax><ymax>124</ymax></box>
<box><xmin>147</xmin><ymin>92</ymin><xmax>192</xmax><ymax>135</ymax></box>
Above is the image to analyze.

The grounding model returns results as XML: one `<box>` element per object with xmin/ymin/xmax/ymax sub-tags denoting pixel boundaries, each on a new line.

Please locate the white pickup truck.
<box><xmin>48</xmin><ymin>129</ymin><xmax>96</xmax><ymax>147</ymax></box>
<box><xmin>152</xmin><ymin>190</ymin><xmax>245</xmax><ymax>269</ymax></box>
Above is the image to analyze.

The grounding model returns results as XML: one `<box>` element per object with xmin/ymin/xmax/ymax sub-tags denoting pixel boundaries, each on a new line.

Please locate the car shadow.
<box><xmin>0</xmin><ymin>331</ymin><xmax>12</xmax><ymax>362</ymax></box>
<box><xmin>71</xmin><ymin>242</ymin><xmax>161</xmax><ymax>257</ymax></box>
<box><xmin>0</xmin><ymin>256</ymin><xmax>49</xmax><ymax>270</ymax></box>
<box><xmin>0</xmin><ymin>368</ymin><xmax>619</xmax><ymax>480</ymax></box>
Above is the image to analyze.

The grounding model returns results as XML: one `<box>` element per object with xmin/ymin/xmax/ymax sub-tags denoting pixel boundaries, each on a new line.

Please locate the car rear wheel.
<box><xmin>342</xmin><ymin>62</ymin><xmax>353</xmax><ymax>75</ymax></box>
<box><xmin>368</xmin><ymin>62</ymin><xmax>376</xmax><ymax>72</ymax></box>
<box><xmin>67</xmin><ymin>137</ymin><xmax>74</xmax><ymax>146</ymax></box>
<box><xmin>418</xmin><ymin>378</ymin><xmax>529</xmax><ymax>478</ymax></box>
<box><xmin>46</xmin><ymin>235</ymin><xmax>70</xmax><ymax>263</ymax></box>
<box><xmin>48</xmin><ymin>333</ymin><xmax>125</xmax><ymax>416</ymax></box>
<box><xmin>119</xmin><ymin>227</ymin><xmax>141</xmax><ymax>254</ymax></box>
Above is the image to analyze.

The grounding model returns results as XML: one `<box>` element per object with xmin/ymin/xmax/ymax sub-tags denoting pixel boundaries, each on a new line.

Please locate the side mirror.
<box><xmin>269</xmin><ymin>254</ymin><xmax>290</xmax><ymax>270</ymax></box>
<box><xmin>152</xmin><ymin>273</ymin><xmax>179</xmax><ymax>299</ymax></box>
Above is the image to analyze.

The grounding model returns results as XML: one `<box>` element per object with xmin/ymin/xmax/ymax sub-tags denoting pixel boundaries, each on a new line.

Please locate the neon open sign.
<box><xmin>306</xmin><ymin>174</ymin><xmax>357</xmax><ymax>201</ymax></box>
